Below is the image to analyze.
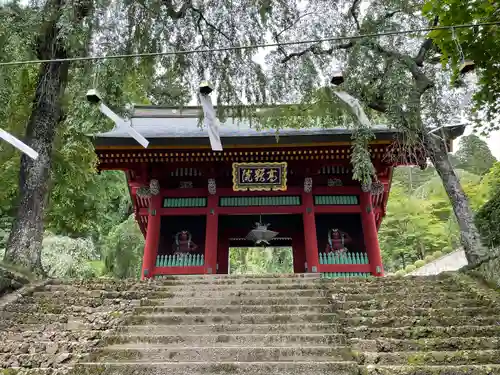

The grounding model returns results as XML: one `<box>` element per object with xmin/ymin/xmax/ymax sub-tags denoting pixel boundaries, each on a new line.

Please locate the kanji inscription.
<box><xmin>232</xmin><ymin>162</ymin><xmax>287</xmax><ymax>191</ymax></box>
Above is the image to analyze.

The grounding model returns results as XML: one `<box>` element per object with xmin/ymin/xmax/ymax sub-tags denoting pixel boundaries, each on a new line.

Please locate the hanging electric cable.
<box><xmin>0</xmin><ymin>21</ymin><xmax>498</xmax><ymax>67</ymax></box>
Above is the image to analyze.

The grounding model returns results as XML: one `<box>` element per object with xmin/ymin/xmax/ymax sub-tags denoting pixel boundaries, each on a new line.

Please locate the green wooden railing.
<box><xmin>314</xmin><ymin>195</ymin><xmax>359</xmax><ymax>205</ymax></box>
<box><xmin>321</xmin><ymin>272</ymin><xmax>371</xmax><ymax>279</ymax></box>
<box><xmin>319</xmin><ymin>252</ymin><xmax>369</xmax><ymax>265</ymax></box>
<box><xmin>156</xmin><ymin>254</ymin><xmax>205</xmax><ymax>267</ymax></box>
<box><xmin>220</xmin><ymin>196</ymin><xmax>301</xmax><ymax>207</ymax></box>
<box><xmin>163</xmin><ymin>197</ymin><xmax>207</xmax><ymax>208</ymax></box>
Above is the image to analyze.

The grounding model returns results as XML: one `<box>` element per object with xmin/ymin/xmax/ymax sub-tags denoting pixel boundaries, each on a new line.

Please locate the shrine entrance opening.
<box><xmin>217</xmin><ymin>214</ymin><xmax>302</xmax><ymax>274</ymax></box>
<box><xmin>228</xmin><ymin>246</ymin><xmax>294</xmax><ymax>275</ymax></box>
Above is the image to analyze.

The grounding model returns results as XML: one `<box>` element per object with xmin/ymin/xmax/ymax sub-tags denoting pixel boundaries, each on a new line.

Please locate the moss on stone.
<box><xmin>209</xmin><ymin>363</ymin><xmax>239</xmax><ymax>373</ymax></box>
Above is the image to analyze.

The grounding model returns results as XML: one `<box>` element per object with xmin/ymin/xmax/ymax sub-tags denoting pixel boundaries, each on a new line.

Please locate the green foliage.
<box><xmin>423</xmin><ymin>0</ymin><xmax>500</xmax><ymax>133</ymax></box>
<box><xmin>380</xmin><ymin>146</ymin><xmax>498</xmax><ymax>272</ymax></box>
<box><xmin>432</xmin><ymin>251</ymin><xmax>443</xmax><ymax>259</ymax></box>
<box><xmin>475</xmin><ymin>162</ymin><xmax>500</xmax><ymax>248</ymax></box>
<box><xmin>229</xmin><ymin>247</ymin><xmax>293</xmax><ymax>275</ymax></box>
<box><xmin>41</xmin><ymin>234</ymin><xmax>97</xmax><ymax>278</ymax></box>
<box><xmin>101</xmin><ymin>215</ymin><xmax>145</xmax><ymax>279</ymax></box>
<box><xmin>379</xmin><ymin>184</ymin><xmax>451</xmax><ymax>271</ymax></box>
<box><xmin>414</xmin><ymin>260</ymin><xmax>425</xmax><ymax>268</ymax></box>
<box><xmin>404</xmin><ymin>265</ymin><xmax>417</xmax><ymax>273</ymax></box>
<box><xmin>455</xmin><ymin>135</ymin><xmax>497</xmax><ymax>176</ymax></box>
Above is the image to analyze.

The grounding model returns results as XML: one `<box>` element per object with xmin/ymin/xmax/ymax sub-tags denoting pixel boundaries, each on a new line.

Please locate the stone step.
<box><xmin>34</xmin><ymin>288</ymin><xmax>329</xmax><ymax>299</ymax></box>
<box><xmin>361</xmin><ymin>365</ymin><xmax>500</xmax><ymax>375</ymax></box>
<box><xmin>42</xmin><ymin>278</ymin><xmax>463</xmax><ymax>293</ymax></box>
<box><xmin>346</xmin><ymin>325</ymin><xmax>500</xmax><ymax>339</ymax></box>
<box><xmin>351</xmin><ymin>337</ymin><xmax>500</xmax><ymax>352</ymax></box>
<box><xmin>327</xmin><ymin>284</ymin><xmax>465</xmax><ymax>294</ymax></box>
<box><xmin>44</xmin><ymin>281</ymin><xmax>330</xmax><ymax>293</ymax></box>
<box><xmin>150</xmin><ymin>277</ymin><xmax>327</xmax><ymax>286</ymax></box>
<box><xmin>90</xmin><ymin>345</ymin><xmax>353</xmax><ymax>362</ymax></box>
<box><xmin>0</xmin><ymin>312</ymin><xmax>121</xmax><ymax>325</ymax></box>
<box><xmin>73</xmin><ymin>361</ymin><xmax>360</xmax><ymax>375</ymax></box>
<box><xmin>4</xmin><ymin>329</ymin><xmax>105</xmax><ymax>341</ymax></box>
<box><xmin>338</xmin><ymin>298</ymin><xmax>487</xmax><ymax>310</ymax></box>
<box><xmin>140</xmin><ymin>296</ymin><xmax>331</xmax><ymax>306</ymax></box>
<box><xmin>360</xmin><ymin>350</ymin><xmax>500</xmax><ymax>365</ymax></box>
<box><xmin>119</xmin><ymin>322</ymin><xmax>340</xmax><ymax>335</ymax></box>
<box><xmin>345</xmin><ymin>314</ymin><xmax>498</xmax><ymax>328</ymax></box>
<box><xmin>342</xmin><ymin>306</ymin><xmax>498</xmax><ymax>318</ymax></box>
<box><xmin>107</xmin><ymin>332</ymin><xmax>347</xmax><ymax>346</ymax></box>
<box><xmin>128</xmin><ymin>312</ymin><xmax>338</xmax><ymax>325</ymax></box>
<box><xmin>335</xmin><ymin>291</ymin><xmax>475</xmax><ymax>301</ymax></box>
<box><xmin>2</xmin><ymin>303</ymin><xmax>122</xmax><ymax>314</ymax></box>
<box><xmin>15</xmin><ymin>295</ymin><xmax>138</xmax><ymax>307</ymax></box>
<box><xmin>133</xmin><ymin>304</ymin><xmax>334</xmax><ymax>315</ymax></box>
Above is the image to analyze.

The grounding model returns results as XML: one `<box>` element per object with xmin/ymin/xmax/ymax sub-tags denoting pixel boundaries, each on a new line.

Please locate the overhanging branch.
<box><xmin>280</xmin><ymin>41</ymin><xmax>354</xmax><ymax>63</ymax></box>
<box><xmin>414</xmin><ymin>16</ymin><xmax>439</xmax><ymax>66</ymax></box>
<box><xmin>349</xmin><ymin>0</ymin><xmax>362</xmax><ymax>30</ymax></box>
<box><xmin>162</xmin><ymin>0</ymin><xmax>192</xmax><ymax>19</ymax></box>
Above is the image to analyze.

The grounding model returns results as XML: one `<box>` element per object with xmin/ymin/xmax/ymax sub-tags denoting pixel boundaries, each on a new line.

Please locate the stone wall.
<box><xmin>0</xmin><ymin>265</ymin><xmax>31</xmax><ymax>297</ymax></box>
<box><xmin>406</xmin><ymin>249</ymin><xmax>468</xmax><ymax>276</ymax></box>
<box><xmin>463</xmin><ymin>254</ymin><xmax>500</xmax><ymax>290</ymax></box>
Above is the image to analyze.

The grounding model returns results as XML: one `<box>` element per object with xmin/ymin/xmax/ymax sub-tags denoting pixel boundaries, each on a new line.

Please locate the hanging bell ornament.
<box><xmin>459</xmin><ymin>60</ymin><xmax>475</xmax><ymax>75</ymax></box>
<box><xmin>199</xmin><ymin>81</ymin><xmax>213</xmax><ymax>95</ymax></box>
<box><xmin>330</xmin><ymin>70</ymin><xmax>344</xmax><ymax>86</ymax></box>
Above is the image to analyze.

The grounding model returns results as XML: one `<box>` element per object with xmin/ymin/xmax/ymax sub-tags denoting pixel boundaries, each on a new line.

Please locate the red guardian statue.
<box><xmin>325</xmin><ymin>228</ymin><xmax>352</xmax><ymax>253</ymax></box>
<box><xmin>173</xmin><ymin>230</ymin><xmax>198</xmax><ymax>256</ymax></box>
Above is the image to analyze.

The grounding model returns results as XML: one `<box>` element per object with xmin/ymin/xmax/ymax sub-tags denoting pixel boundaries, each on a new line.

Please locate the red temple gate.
<box><xmin>91</xmin><ymin>105</ymin><xmax>464</xmax><ymax>279</ymax></box>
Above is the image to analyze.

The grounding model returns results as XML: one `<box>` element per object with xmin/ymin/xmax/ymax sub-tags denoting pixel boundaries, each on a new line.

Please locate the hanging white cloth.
<box><xmin>0</xmin><ymin>128</ymin><xmax>39</xmax><ymax>160</ymax></box>
<box><xmin>199</xmin><ymin>93</ymin><xmax>223</xmax><ymax>151</ymax></box>
<box><xmin>333</xmin><ymin>90</ymin><xmax>372</xmax><ymax>128</ymax></box>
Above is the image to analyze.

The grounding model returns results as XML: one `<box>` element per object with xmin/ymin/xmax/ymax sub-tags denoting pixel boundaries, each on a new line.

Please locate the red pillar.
<box><xmin>204</xmin><ymin>195</ymin><xmax>218</xmax><ymax>274</ymax></box>
<box><xmin>360</xmin><ymin>191</ymin><xmax>384</xmax><ymax>276</ymax></box>
<box><xmin>141</xmin><ymin>195</ymin><xmax>162</xmax><ymax>280</ymax></box>
<box><xmin>302</xmin><ymin>192</ymin><xmax>319</xmax><ymax>273</ymax></box>
<box><xmin>217</xmin><ymin>233</ymin><xmax>229</xmax><ymax>274</ymax></box>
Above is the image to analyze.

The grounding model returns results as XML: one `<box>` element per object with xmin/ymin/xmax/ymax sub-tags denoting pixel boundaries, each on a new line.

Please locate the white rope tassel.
<box><xmin>333</xmin><ymin>91</ymin><xmax>372</xmax><ymax>128</ymax></box>
<box><xmin>0</xmin><ymin>128</ymin><xmax>39</xmax><ymax>160</ymax></box>
<box><xmin>199</xmin><ymin>93</ymin><xmax>223</xmax><ymax>151</ymax></box>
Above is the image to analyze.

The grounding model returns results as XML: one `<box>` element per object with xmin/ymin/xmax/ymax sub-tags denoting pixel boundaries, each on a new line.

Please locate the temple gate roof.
<box><xmin>92</xmin><ymin>105</ymin><xmax>466</xmax><ymax>148</ymax></box>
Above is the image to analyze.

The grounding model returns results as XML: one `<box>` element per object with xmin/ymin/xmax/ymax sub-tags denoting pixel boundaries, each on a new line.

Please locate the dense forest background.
<box><xmin>1</xmin><ymin>132</ymin><xmax>498</xmax><ymax>277</ymax></box>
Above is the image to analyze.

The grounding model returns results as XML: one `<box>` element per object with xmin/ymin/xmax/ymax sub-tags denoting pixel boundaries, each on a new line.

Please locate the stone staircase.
<box><xmin>0</xmin><ymin>274</ymin><xmax>499</xmax><ymax>375</ymax></box>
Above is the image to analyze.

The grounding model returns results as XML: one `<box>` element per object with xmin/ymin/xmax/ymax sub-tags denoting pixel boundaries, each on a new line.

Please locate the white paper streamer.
<box><xmin>0</xmin><ymin>128</ymin><xmax>39</xmax><ymax>160</ymax></box>
<box><xmin>333</xmin><ymin>90</ymin><xmax>372</xmax><ymax>128</ymax></box>
<box><xmin>199</xmin><ymin>93</ymin><xmax>223</xmax><ymax>151</ymax></box>
<box><xmin>99</xmin><ymin>102</ymin><xmax>149</xmax><ymax>148</ymax></box>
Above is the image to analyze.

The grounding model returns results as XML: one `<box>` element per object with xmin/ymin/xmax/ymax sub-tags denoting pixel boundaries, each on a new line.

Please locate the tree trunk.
<box><xmin>425</xmin><ymin>133</ymin><xmax>488</xmax><ymax>265</ymax></box>
<box><xmin>4</xmin><ymin>0</ymin><xmax>91</xmax><ymax>273</ymax></box>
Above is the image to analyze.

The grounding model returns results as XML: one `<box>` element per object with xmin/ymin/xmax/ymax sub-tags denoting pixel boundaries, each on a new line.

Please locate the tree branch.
<box><xmin>273</xmin><ymin>12</ymin><xmax>315</xmax><ymax>58</ymax></box>
<box><xmin>349</xmin><ymin>0</ymin><xmax>362</xmax><ymax>30</ymax></box>
<box><xmin>191</xmin><ymin>6</ymin><xmax>231</xmax><ymax>41</ymax></box>
<box><xmin>162</xmin><ymin>0</ymin><xmax>192</xmax><ymax>19</ymax></box>
<box><xmin>280</xmin><ymin>41</ymin><xmax>354</xmax><ymax>63</ymax></box>
<box><xmin>364</xmin><ymin>41</ymin><xmax>433</xmax><ymax>94</ymax></box>
<box><xmin>414</xmin><ymin>16</ymin><xmax>439</xmax><ymax>66</ymax></box>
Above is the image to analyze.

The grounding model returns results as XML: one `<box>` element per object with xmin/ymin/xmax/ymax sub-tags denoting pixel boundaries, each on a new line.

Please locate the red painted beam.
<box><xmin>217</xmin><ymin>206</ymin><xmax>303</xmax><ymax>215</ymax></box>
<box><xmin>318</xmin><ymin>264</ymin><xmax>371</xmax><ymax>273</ymax></box>
<box><xmin>139</xmin><ymin>207</ymin><xmax>208</xmax><ymax>216</ymax></box>
<box><xmin>154</xmin><ymin>266</ymin><xmax>206</xmax><ymax>275</ymax></box>
<box><xmin>314</xmin><ymin>205</ymin><xmax>361</xmax><ymax>214</ymax></box>
<box><xmin>158</xmin><ymin>186</ymin><xmax>365</xmax><ymax>198</ymax></box>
